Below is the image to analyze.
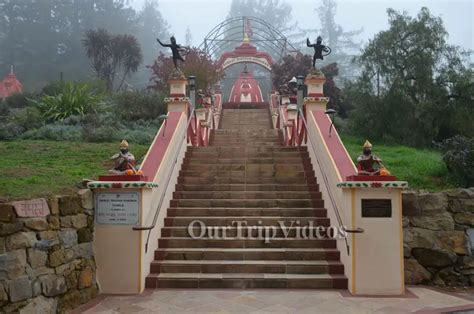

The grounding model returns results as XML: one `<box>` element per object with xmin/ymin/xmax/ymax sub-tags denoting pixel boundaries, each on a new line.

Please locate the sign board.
<box><xmin>221</xmin><ymin>56</ymin><xmax>272</xmax><ymax>71</ymax></box>
<box><xmin>361</xmin><ymin>199</ymin><xmax>392</xmax><ymax>218</ymax></box>
<box><xmin>12</xmin><ymin>198</ymin><xmax>50</xmax><ymax>217</ymax></box>
<box><xmin>95</xmin><ymin>192</ymin><xmax>140</xmax><ymax>225</ymax></box>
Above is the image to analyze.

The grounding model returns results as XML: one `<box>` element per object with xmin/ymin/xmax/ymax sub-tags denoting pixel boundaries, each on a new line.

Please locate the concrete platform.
<box><xmin>73</xmin><ymin>287</ymin><xmax>474</xmax><ymax>313</ymax></box>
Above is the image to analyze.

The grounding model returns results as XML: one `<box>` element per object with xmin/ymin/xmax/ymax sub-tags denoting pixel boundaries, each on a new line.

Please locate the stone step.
<box><xmin>177</xmin><ymin>176</ymin><xmax>316</xmax><ymax>185</ymax></box>
<box><xmin>166</xmin><ymin>208</ymin><xmax>327</xmax><ymax>217</ymax></box>
<box><xmin>210</xmin><ymin>142</ymin><xmax>281</xmax><ymax>146</ymax></box>
<box><xmin>213</xmin><ymin>129</ymin><xmax>279</xmax><ymax>135</ymax></box>
<box><xmin>186</xmin><ymin>152</ymin><xmax>309</xmax><ymax>159</ymax></box>
<box><xmin>145</xmin><ymin>273</ymin><xmax>347</xmax><ymax>289</ymax></box>
<box><xmin>150</xmin><ymin>260</ymin><xmax>345</xmax><ymax>275</ymax></box>
<box><xmin>181</xmin><ymin>164</ymin><xmax>309</xmax><ymax>172</ymax></box>
<box><xmin>164</xmin><ymin>216</ymin><xmax>330</xmax><ymax>227</ymax></box>
<box><xmin>189</xmin><ymin>146</ymin><xmax>306</xmax><ymax>153</ymax></box>
<box><xmin>158</xmin><ymin>237</ymin><xmax>337</xmax><ymax>249</ymax></box>
<box><xmin>178</xmin><ymin>170</ymin><xmax>313</xmax><ymax>178</ymax></box>
<box><xmin>170</xmin><ymin>199</ymin><xmax>324</xmax><ymax>208</ymax></box>
<box><xmin>182</xmin><ymin>157</ymin><xmax>305</xmax><ymax>165</ymax></box>
<box><xmin>154</xmin><ymin>248</ymin><xmax>341</xmax><ymax>261</ymax></box>
<box><xmin>172</xmin><ymin>191</ymin><xmax>322</xmax><ymax>200</ymax></box>
<box><xmin>174</xmin><ymin>183</ymin><xmax>318</xmax><ymax>192</ymax></box>
<box><xmin>160</xmin><ymin>226</ymin><xmax>335</xmax><ymax>238</ymax></box>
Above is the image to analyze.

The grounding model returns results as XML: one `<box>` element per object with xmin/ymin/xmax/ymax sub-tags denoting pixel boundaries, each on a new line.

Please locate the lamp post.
<box><xmin>188</xmin><ymin>75</ymin><xmax>196</xmax><ymax>109</ymax></box>
<box><xmin>325</xmin><ymin>108</ymin><xmax>337</xmax><ymax>137</ymax></box>
<box><xmin>296</xmin><ymin>75</ymin><xmax>305</xmax><ymax>110</ymax></box>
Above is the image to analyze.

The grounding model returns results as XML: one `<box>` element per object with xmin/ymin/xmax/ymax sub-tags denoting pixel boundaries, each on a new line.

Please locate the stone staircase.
<box><xmin>145</xmin><ymin>106</ymin><xmax>348</xmax><ymax>289</ymax></box>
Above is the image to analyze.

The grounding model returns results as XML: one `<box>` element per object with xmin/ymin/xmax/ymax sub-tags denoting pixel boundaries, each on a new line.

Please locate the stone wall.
<box><xmin>0</xmin><ymin>190</ymin><xmax>97</xmax><ymax>313</ymax></box>
<box><xmin>403</xmin><ymin>188</ymin><xmax>474</xmax><ymax>287</ymax></box>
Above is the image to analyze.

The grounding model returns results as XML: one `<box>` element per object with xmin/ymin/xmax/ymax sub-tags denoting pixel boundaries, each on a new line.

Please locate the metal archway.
<box><xmin>199</xmin><ymin>16</ymin><xmax>298</xmax><ymax>61</ymax></box>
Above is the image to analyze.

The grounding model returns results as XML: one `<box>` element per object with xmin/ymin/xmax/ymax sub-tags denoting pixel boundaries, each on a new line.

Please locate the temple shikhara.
<box><xmin>0</xmin><ymin>66</ymin><xmax>23</xmax><ymax>99</ymax></box>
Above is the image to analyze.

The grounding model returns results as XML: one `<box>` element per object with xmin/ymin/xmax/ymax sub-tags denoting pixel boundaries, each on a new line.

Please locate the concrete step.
<box><xmin>150</xmin><ymin>260</ymin><xmax>345</xmax><ymax>275</ymax></box>
<box><xmin>182</xmin><ymin>157</ymin><xmax>304</xmax><ymax>164</ymax></box>
<box><xmin>161</xmin><ymin>226</ymin><xmax>335</xmax><ymax>238</ymax></box>
<box><xmin>177</xmin><ymin>176</ymin><xmax>316</xmax><ymax>185</ymax></box>
<box><xmin>178</xmin><ymin>170</ymin><xmax>313</xmax><ymax>178</ymax></box>
<box><xmin>186</xmin><ymin>152</ymin><xmax>309</xmax><ymax>159</ymax></box>
<box><xmin>172</xmin><ymin>191</ymin><xmax>322</xmax><ymax>200</ymax></box>
<box><xmin>146</xmin><ymin>273</ymin><xmax>347</xmax><ymax>289</ymax></box>
<box><xmin>154</xmin><ymin>248</ymin><xmax>341</xmax><ymax>261</ymax></box>
<box><xmin>164</xmin><ymin>216</ymin><xmax>330</xmax><ymax>227</ymax></box>
<box><xmin>170</xmin><ymin>199</ymin><xmax>324</xmax><ymax>208</ymax></box>
<box><xmin>158</xmin><ymin>237</ymin><xmax>337</xmax><ymax>249</ymax></box>
<box><xmin>174</xmin><ymin>183</ymin><xmax>318</xmax><ymax>191</ymax></box>
<box><xmin>166</xmin><ymin>208</ymin><xmax>327</xmax><ymax>217</ymax></box>
<box><xmin>181</xmin><ymin>164</ymin><xmax>309</xmax><ymax>172</ymax></box>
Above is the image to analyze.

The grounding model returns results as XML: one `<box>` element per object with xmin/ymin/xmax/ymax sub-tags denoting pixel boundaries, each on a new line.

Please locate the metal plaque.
<box><xmin>95</xmin><ymin>192</ymin><xmax>140</xmax><ymax>225</ymax></box>
<box><xmin>361</xmin><ymin>199</ymin><xmax>392</xmax><ymax>218</ymax></box>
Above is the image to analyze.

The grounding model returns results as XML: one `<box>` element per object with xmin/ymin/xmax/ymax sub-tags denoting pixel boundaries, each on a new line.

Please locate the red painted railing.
<box><xmin>187</xmin><ymin>93</ymin><xmax>222</xmax><ymax>146</ymax></box>
<box><xmin>271</xmin><ymin>92</ymin><xmax>307</xmax><ymax>147</ymax></box>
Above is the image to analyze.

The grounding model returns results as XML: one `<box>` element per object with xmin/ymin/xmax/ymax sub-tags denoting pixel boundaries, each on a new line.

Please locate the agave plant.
<box><xmin>31</xmin><ymin>82</ymin><xmax>104</xmax><ymax>121</ymax></box>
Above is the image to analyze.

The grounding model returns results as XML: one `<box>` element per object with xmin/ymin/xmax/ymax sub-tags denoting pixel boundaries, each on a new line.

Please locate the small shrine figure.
<box><xmin>109</xmin><ymin>139</ymin><xmax>136</xmax><ymax>175</ymax></box>
<box><xmin>157</xmin><ymin>36</ymin><xmax>187</xmax><ymax>69</ymax></box>
<box><xmin>357</xmin><ymin>140</ymin><xmax>390</xmax><ymax>176</ymax></box>
<box><xmin>307</xmin><ymin>36</ymin><xmax>331</xmax><ymax>68</ymax></box>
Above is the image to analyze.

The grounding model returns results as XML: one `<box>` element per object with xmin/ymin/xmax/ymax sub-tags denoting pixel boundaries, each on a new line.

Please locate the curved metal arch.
<box><xmin>199</xmin><ymin>16</ymin><xmax>297</xmax><ymax>61</ymax></box>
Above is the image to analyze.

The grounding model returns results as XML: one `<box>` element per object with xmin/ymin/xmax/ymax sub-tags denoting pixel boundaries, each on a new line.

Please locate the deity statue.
<box><xmin>109</xmin><ymin>139</ymin><xmax>136</xmax><ymax>175</ymax></box>
<box><xmin>157</xmin><ymin>36</ymin><xmax>187</xmax><ymax>69</ymax></box>
<box><xmin>357</xmin><ymin>140</ymin><xmax>389</xmax><ymax>176</ymax></box>
<box><xmin>307</xmin><ymin>36</ymin><xmax>331</xmax><ymax>68</ymax></box>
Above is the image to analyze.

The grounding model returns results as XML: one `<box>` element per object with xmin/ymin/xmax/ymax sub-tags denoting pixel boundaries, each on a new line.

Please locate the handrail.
<box><xmin>133</xmin><ymin>106</ymin><xmax>195</xmax><ymax>253</ymax></box>
<box><xmin>297</xmin><ymin>108</ymin><xmax>364</xmax><ymax>256</ymax></box>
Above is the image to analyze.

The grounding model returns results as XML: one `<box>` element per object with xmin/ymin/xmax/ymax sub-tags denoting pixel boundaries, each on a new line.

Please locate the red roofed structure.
<box><xmin>0</xmin><ymin>67</ymin><xmax>23</xmax><ymax>99</ymax></box>
<box><xmin>228</xmin><ymin>69</ymin><xmax>264</xmax><ymax>103</ymax></box>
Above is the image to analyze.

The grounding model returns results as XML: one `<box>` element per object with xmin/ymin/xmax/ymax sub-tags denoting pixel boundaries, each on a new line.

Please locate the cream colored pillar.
<box><xmin>167</xmin><ymin>75</ymin><xmax>189</xmax><ymax>112</ymax></box>
<box><xmin>338</xmin><ymin>182</ymin><xmax>408</xmax><ymax>295</ymax></box>
<box><xmin>304</xmin><ymin>72</ymin><xmax>330</xmax><ymax>112</ymax></box>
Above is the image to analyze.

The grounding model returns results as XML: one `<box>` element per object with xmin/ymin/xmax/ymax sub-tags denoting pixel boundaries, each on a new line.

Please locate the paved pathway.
<box><xmin>74</xmin><ymin>287</ymin><xmax>474</xmax><ymax>314</ymax></box>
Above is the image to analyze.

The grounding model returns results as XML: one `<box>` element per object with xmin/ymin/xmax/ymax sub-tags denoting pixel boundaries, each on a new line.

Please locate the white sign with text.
<box><xmin>95</xmin><ymin>192</ymin><xmax>140</xmax><ymax>225</ymax></box>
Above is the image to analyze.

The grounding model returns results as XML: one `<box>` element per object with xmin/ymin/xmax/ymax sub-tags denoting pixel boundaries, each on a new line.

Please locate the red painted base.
<box><xmin>98</xmin><ymin>174</ymin><xmax>149</xmax><ymax>181</ymax></box>
<box><xmin>346</xmin><ymin>175</ymin><xmax>397</xmax><ymax>181</ymax></box>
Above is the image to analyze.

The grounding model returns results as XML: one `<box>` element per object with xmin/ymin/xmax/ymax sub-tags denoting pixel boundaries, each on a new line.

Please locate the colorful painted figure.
<box><xmin>306</xmin><ymin>36</ymin><xmax>331</xmax><ymax>67</ymax></box>
<box><xmin>357</xmin><ymin>140</ymin><xmax>388</xmax><ymax>175</ymax></box>
<box><xmin>110</xmin><ymin>140</ymin><xmax>136</xmax><ymax>175</ymax></box>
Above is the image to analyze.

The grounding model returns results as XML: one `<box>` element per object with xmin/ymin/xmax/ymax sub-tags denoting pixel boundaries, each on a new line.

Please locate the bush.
<box><xmin>10</xmin><ymin>107</ymin><xmax>44</xmax><ymax>130</ymax></box>
<box><xmin>31</xmin><ymin>81</ymin><xmax>105</xmax><ymax>121</ymax></box>
<box><xmin>437</xmin><ymin>135</ymin><xmax>474</xmax><ymax>187</ymax></box>
<box><xmin>20</xmin><ymin>124</ymin><xmax>83</xmax><ymax>141</ymax></box>
<box><xmin>0</xmin><ymin>122</ymin><xmax>24</xmax><ymax>140</ymax></box>
<box><xmin>113</xmin><ymin>91</ymin><xmax>166</xmax><ymax>121</ymax></box>
<box><xmin>3</xmin><ymin>92</ymin><xmax>38</xmax><ymax>109</ymax></box>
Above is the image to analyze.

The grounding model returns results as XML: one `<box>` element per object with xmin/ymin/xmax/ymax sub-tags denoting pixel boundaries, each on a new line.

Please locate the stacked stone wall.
<box><xmin>0</xmin><ymin>190</ymin><xmax>97</xmax><ymax>313</ymax></box>
<box><xmin>403</xmin><ymin>188</ymin><xmax>474</xmax><ymax>286</ymax></box>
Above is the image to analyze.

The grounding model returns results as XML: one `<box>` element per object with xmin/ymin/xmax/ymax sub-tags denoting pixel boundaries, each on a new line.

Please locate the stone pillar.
<box><xmin>338</xmin><ymin>181</ymin><xmax>407</xmax><ymax>295</ymax></box>
<box><xmin>167</xmin><ymin>74</ymin><xmax>189</xmax><ymax>113</ymax></box>
<box><xmin>304</xmin><ymin>71</ymin><xmax>330</xmax><ymax>112</ymax></box>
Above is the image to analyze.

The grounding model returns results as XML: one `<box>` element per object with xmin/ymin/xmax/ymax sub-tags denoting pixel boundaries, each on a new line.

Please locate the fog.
<box><xmin>132</xmin><ymin>0</ymin><xmax>473</xmax><ymax>51</ymax></box>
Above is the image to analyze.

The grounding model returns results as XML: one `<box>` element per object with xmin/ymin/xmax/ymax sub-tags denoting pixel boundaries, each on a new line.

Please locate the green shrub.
<box><xmin>0</xmin><ymin>122</ymin><xmax>24</xmax><ymax>140</ymax></box>
<box><xmin>10</xmin><ymin>107</ymin><xmax>44</xmax><ymax>130</ymax></box>
<box><xmin>113</xmin><ymin>91</ymin><xmax>166</xmax><ymax>121</ymax></box>
<box><xmin>31</xmin><ymin>81</ymin><xmax>105</xmax><ymax>121</ymax></box>
<box><xmin>20</xmin><ymin>124</ymin><xmax>83</xmax><ymax>141</ymax></box>
<box><xmin>3</xmin><ymin>92</ymin><xmax>38</xmax><ymax>109</ymax></box>
<box><xmin>437</xmin><ymin>135</ymin><xmax>474</xmax><ymax>187</ymax></box>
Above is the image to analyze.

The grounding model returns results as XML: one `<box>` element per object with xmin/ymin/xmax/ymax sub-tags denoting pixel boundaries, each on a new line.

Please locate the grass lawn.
<box><xmin>0</xmin><ymin>140</ymin><xmax>149</xmax><ymax>201</ymax></box>
<box><xmin>340</xmin><ymin>135</ymin><xmax>454</xmax><ymax>191</ymax></box>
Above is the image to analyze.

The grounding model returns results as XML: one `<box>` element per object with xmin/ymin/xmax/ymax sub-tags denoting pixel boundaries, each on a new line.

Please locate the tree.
<box><xmin>148</xmin><ymin>48</ymin><xmax>224</xmax><ymax>93</ymax></box>
<box><xmin>83</xmin><ymin>29</ymin><xmax>143</xmax><ymax>91</ymax></box>
<box><xmin>272</xmin><ymin>52</ymin><xmax>350</xmax><ymax>116</ymax></box>
<box><xmin>346</xmin><ymin>8</ymin><xmax>473</xmax><ymax>146</ymax></box>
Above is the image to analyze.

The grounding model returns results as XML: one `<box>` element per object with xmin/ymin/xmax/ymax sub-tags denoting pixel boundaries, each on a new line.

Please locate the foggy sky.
<box><xmin>132</xmin><ymin>0</ymin><xmax>473</xmax><ymax>53</ymax></box>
